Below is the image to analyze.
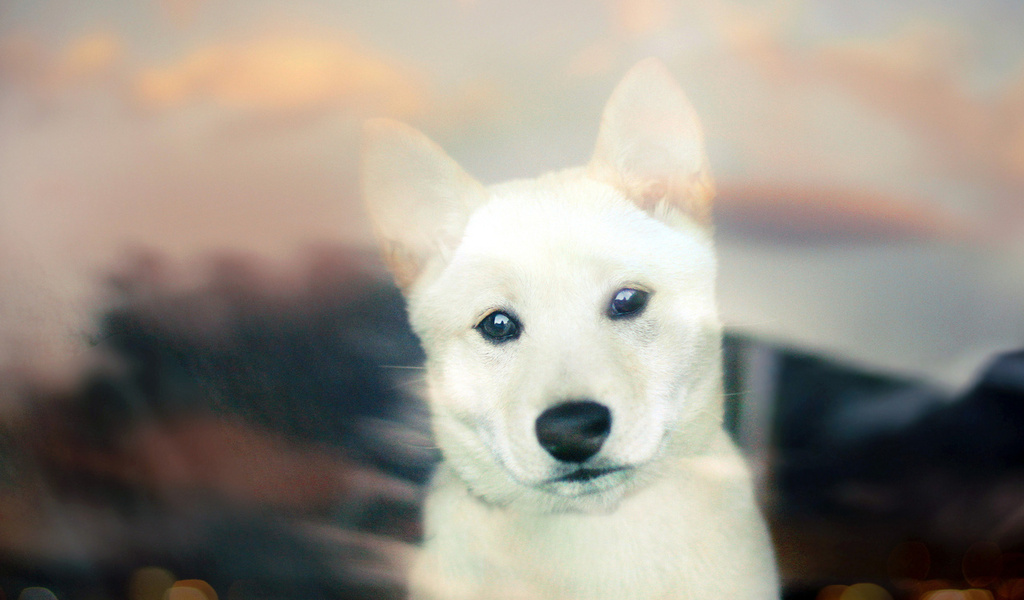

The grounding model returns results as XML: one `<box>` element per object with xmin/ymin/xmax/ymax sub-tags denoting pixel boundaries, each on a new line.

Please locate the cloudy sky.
<box><xmin>1</xmin><ymin>0</ymin><xmax>1023</xmax><ymax>394</ymax></box>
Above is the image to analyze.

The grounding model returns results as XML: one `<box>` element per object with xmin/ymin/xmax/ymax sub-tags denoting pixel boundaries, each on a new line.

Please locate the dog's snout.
<box><xmin>535</xmin><ymin>400</ymin><xmax>611</xmax><ymax>463</ymax></box>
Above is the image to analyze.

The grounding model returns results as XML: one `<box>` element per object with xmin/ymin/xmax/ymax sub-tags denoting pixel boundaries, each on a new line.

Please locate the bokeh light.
<box><xmin>129</xmin><ymin>567</ymin><xmax>176</xmax><ymax>600</ymax></box>
<box><xmin>16</xmin><ymin>589</ymin><xmax>57</xmax><ymax>600</ymax></box>
<box><xmin>889</xmin><ymin>541</ymin><xmax>932</xmax><ymax>582</ymax></box>
<box><xmin>841</xmin><ymin>583</ymin><xmax>893</xmax><ymax>600</ymax></box>
<box><xmin>169</xmin><ymin>580</ymin><xmax>217</xmax><ymax>600</ymax></box>
<box><xmin>965</xmin><ymin>543</ymin><xmax>1004</xmax><ymax>588</ymax></box>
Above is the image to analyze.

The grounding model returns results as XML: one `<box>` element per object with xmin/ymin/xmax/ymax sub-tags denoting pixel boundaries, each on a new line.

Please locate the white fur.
<box><xmin>362</xmin><ymin>58</ymin><xmax>779</xmax><ymax>600</ymax></box>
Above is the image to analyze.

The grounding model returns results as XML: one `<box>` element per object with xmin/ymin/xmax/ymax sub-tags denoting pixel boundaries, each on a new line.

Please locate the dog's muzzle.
<box><xmin>534</xmin><ymin>400</ymin><xmax>611</xmax><ymax>463</ymax></box>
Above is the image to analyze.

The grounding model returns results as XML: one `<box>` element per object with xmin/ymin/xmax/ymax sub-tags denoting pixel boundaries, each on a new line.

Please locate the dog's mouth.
<box><xmin>532</xmin><ymin>465</ymin><xmax>635</xmax><ymax>501</ymax></box>
<box><xmin>546</xmin><ymin>466</ymin><xmax>629</xmax><ymax>485</ymax></box>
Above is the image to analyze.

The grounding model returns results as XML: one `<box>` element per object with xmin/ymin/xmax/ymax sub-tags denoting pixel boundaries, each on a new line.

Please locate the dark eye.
<box><xmin>477</xmin><ymin>311</ymin><xmax>521</xmax><ymax>342</ymax></box>
<box><xmin>608</xmin><ymin>288</ymin><xmax>649</xmax><ymax>318</ymax></box>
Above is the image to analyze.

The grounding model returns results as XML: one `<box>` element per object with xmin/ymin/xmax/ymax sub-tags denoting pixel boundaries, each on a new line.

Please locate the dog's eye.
<box><xmin>477</xmin><ymin>311</ymin><xmax>521</xmax><ymax>342</ymax></box>
<box><xmin>608</xmin><ymin>288</ymin><xmax>649</xmax><ymax>318</ymax></box>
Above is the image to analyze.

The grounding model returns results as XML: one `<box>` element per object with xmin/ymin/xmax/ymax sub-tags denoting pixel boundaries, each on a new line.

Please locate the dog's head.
<box><xmin>362</xmin><ymin>59</ymin><xmax>723</xmax><ymax>512</ymax></box>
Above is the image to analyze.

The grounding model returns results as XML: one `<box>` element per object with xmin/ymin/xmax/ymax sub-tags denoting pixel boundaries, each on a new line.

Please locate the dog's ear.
<box><xmin>588</xmin><ymin>58</ymin><xmax>714</xmax><ymax>227</ymax></box>
<box><xmin>361</xmin><ymin>119</ymin><xmax>487</xmax><ymax>290</ymax></box>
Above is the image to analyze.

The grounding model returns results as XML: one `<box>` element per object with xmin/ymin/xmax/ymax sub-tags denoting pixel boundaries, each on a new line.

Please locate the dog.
<box><xmin>361</xmin><ymin>58</ymin><xmax>779</xmax><ymax>600</ymax></box>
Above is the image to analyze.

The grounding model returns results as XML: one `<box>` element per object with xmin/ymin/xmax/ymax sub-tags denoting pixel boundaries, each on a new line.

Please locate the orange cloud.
<box><xmin>813</xmin><ymin>28</ymin><xmax>989</xmax><ymax>164</ymax></box>
<box><xmin>608</xmin><ymin>0</ymin><xmax>676</xmax><ymax>38</ymax></box>
<box><xmin>158</xmin><ymin>0</ymin><xmax>205</xmax><ymax>28</ymax></box>
<box><xmin>996</xmin><ymin>76</ymin><xmax>1024</xmax><ymax>185</ymax></box>
<box><xmin>133</xmin><ymin>35</ymin><xmax>426</xmax><ymax>118</ymax></box>
<box><xmin>720</xmin><ymin>19</ymin><xmax>1024</xmax><ymax>197</ymax></box>
<box><xmin>57</xmin><ymin>31</ymin><xmax>122</xmax><ymax>84</ymax></box>
<box><xmin>0</xmin><ymin>30</ymin><xmax>123</xmax><ymax>94</ymax></box>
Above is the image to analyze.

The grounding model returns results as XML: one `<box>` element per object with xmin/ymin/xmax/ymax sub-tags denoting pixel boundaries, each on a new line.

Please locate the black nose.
<box><xmin>535</xmin><ymin>400</ymin><xmax>612</xmax><ymax>463</ymax></box>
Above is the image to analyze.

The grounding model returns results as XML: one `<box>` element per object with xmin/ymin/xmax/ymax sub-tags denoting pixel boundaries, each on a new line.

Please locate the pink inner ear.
<box><xmin>382</xmin><ymin>240</ymin><xmax>420</xmax><ymax>291</ymax></box>
<box><xmin>640</xmin><ymin>181</ymin><xmax>668</xmax><ymax>210</ymax></box>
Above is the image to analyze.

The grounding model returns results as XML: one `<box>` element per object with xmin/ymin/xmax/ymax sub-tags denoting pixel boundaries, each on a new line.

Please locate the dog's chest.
<box><xmin>427</xmin><ymin>472</ymin><xmax>715</xmax><ymax>600</ymax></box>
<box><xmin>496</xmin><ymin>510</ymin><xmax>685</xmax><ymax>598</ymax></box>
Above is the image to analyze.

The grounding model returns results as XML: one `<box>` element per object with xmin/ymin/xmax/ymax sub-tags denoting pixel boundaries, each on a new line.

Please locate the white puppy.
<box><xmin>362</xmin><ymin>58</ymin><xmax>779</xmax><ymax>600</ymax></box>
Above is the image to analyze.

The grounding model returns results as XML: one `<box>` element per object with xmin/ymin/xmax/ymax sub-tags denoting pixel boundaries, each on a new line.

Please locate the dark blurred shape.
<box><xmin>737</xmin><ymin>336</ymin><xmax>1024</xmax><ymax>593</ymax></box>
<box><xmin>773</xmin><ymin>346</ymin><xmax>1024</xmax><ymax>522</ymax></box>
<box><xmin>0</xmin><ymin>246</ymin><xmax>431</xmax><ymax>600</ymax></box>
<box><xmin>91</xmin><ymin>249</ymin><xmax>425</xmax><ymax>469</ymax></box>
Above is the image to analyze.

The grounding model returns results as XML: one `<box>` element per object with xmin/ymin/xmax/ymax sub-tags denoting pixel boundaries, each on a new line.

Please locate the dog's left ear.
<box><xmin>361</xmin><ymin>119</ymin><xmax>488</xmax><ymax>291</ymax></box>
<box><xmin>588</xmin><ymin>58</ymin><xmax>714</xmax><ymax>227</ymax></box>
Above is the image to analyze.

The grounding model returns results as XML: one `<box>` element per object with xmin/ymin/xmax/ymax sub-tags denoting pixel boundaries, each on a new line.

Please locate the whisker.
<box><xmin>385</xmin><ymin>377</ymin><xmax>428</xmax><ymax>392</ymax></box>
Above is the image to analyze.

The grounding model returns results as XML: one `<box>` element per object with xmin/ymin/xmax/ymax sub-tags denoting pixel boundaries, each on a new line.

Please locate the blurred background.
<box><xmin>1</xmin><ymin>1</ymin><xmax>1023</xmax><ymax>599</ymax></box>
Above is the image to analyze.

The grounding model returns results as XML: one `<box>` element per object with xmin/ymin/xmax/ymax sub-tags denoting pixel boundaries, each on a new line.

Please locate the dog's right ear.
<box><xmin>361</xmin><ymin>119</ymin><xmax>488</xmax><ymax>291</ymax></box>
